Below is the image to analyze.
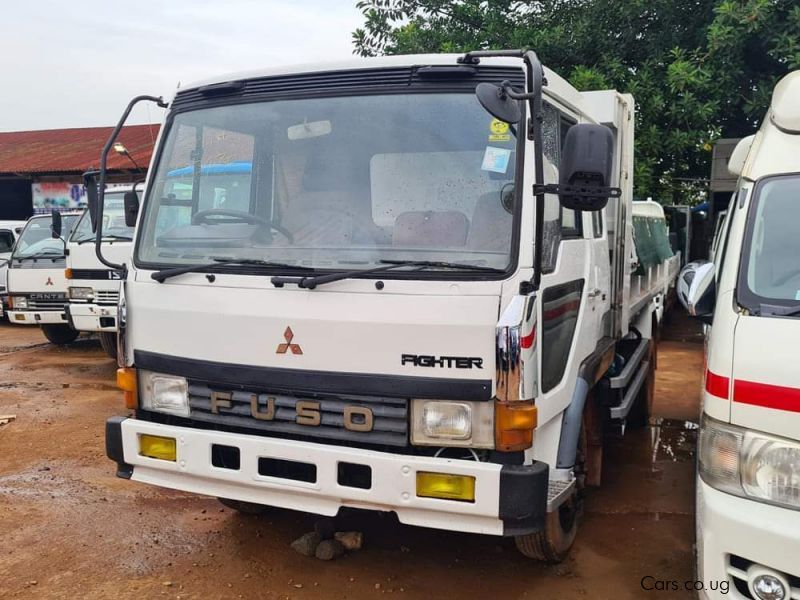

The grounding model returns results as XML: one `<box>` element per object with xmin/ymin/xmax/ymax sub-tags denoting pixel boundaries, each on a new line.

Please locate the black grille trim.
<box><xmin>69</xmin><ymin>269</ymin><xmax>123</xmax><ymax>280</ymax></box>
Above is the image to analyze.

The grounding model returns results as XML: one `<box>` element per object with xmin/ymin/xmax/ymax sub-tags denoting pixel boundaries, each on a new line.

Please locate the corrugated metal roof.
<box><xmin>0</xmin><ymin>124</ymin><xmax>160</xmax><ymax>175</ymax></box>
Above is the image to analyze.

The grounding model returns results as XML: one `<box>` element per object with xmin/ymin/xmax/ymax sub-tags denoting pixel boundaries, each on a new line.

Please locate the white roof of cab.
<box><xmin>177</xmin><ymin>54</ymin><xmax>590</xmax><ymax>117</ymax></box>
<box><xmin>771</xmin><ymin>70</ymin><xmax>800</xmax><ymax>133</ymax></box>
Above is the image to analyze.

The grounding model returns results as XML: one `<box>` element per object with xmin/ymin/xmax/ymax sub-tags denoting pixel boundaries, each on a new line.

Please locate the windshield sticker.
<box><xmin>489</xmin><ymin>118</ymin><xmax>511</xmax><ymax>142</ymax></box>
<box><xmin>481</xmin><ymin>146</ymin><xmax>511</xmax><ymax>174</ymax></box>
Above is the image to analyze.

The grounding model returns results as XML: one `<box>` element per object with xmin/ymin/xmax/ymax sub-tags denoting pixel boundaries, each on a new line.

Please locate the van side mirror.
<box><xmin>51</xmin><ymin>209</ymin><xmax>63</xmax><ymax>239</ymax></box>
<box><xmin>677</xmin><ymin>260</ymin><xmax>716</xmax><ymax>324</ymax></box>
<box><xmin>83</xmin><ymin>171</ymin><xmax>99</xmax><ymax>232</ymax></box>
<box><xmin>124</xmin><ymin>191</ymin><xmax>140</xmax><ymax>227</ymax></box>
<box><xmin>558</xmin><ymin>124</ymin><xmax>616</xmax><ymax>212</ymax></box>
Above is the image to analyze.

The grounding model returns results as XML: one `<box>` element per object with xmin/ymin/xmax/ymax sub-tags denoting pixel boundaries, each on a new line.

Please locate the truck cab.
<box><xmin>679</xmin><ymin>71</ymin><xmax>800</xmax><ymax>599</ymax></box>
<box><xmin>97</xmin><ymin>52</ymin><xmax>673</xmax><ymax>562</ymax></box>
<box><xmin>6</xmin><ymin>211</ymin><xmax>83</xmax><ymax>344</ymax></box>
<box><xmin>0</xmin><ymin>220</ymin><xmax>27</xmax><ymax>318</ymax></box>
<box><xmin>66</xmin><ymin>187</ymin><xmax>136</xmax><ymax>357</ymax></box>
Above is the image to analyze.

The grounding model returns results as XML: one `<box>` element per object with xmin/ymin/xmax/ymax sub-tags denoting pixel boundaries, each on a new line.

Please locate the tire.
<box><xmin>99</xmin><ymin>331</ymin><xmax>117</xmax><ymax>359</ymax></box>
<box><xmin>41</xmin><ymin>324</ymin><xmax>79</xmax><ymax>346</ymax></box>
<box><xmin>217</xmin><ymin>498</ymin><xmax>269</xmax><ymax>515</ymax></box>
<box><xmin>515</xmin><ymin>425</ymin><xmax>587</xmax><ymax>563</ymax></box>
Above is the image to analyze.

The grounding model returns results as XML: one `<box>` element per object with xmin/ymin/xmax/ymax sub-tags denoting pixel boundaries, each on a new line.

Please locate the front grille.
<box><xmin>188</xmin><ymin>382</ymin><xmax>408</xmax><ymax>447</ymax></box>
<box><xmin>27</xmin><ymin>293</ymin><xmax>68</xmax><ymax>311</ymax></box>
<box><xmin>94</xmin><ymin>290</ymin><xmax>120</xmax><ymax>305</ymax></box>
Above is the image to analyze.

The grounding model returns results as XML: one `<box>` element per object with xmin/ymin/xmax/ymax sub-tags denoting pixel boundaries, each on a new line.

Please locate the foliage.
<box><xmin>353</xmin><ymin>0</ymin><xmax>799</xmax><ymax>203</ymax></box>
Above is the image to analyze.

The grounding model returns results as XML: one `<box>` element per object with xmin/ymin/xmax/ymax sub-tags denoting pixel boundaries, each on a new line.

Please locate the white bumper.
<box><xmin>697</xmin><ymin>478</ymin><xmax>800</xmax><ymax>599</ymax></box>
<box><xmin>69</xmin><ymin>303</ymin><xmax>118</xmax><ymax>332</ymax></box>
<box><xmin>119</xmin><ymin>419</ymin><xmax>507</xmax><ymax>535</ymax></box>
<box><xmin>7</xmin><ymin>310</ymin><xmax>68</xmax><ymax>325</ymax></box>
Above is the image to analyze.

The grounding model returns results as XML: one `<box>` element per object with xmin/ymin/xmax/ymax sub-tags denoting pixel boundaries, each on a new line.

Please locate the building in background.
<box><xmin>0</xmin><ymin>124</ymin><xmax>159</xmax><ymax>219</ymax></box>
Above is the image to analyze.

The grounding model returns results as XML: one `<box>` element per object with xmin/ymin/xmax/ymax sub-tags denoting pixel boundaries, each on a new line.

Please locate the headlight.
<box><xmin>139</xmin><ymin>370</ymin><xmax>189</xmax><ymax>417</ymax></box>
<box><xmin>10</xmin><ymin>295</ymin><xmax>27</xmax><ymax>309</ymax></box>
<box><xmin>68</xmin><ymin>286</ymin><xmax>94</xmax><ymax>300</ymax></box>
<box><xmin>699</xmin><ymin>414</ymin><xmax>800</xmax><ymax>510</ymax></box>
<box><xmin>411</xmin><ymin>400</ymin><xmax>494</xmax><ymax>448</ymax></box>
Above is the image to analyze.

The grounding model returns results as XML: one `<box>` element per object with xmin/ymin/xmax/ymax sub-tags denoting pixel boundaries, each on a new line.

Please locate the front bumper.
<box><xmin>106</xmin><ymin>416</ymin><xmax>548</xmax><ymax>536</ymax></box>
<box><xmin>697</xmin><ymin>478</ymin><xmax>800</xmax><ymax>599</ymax></box>
<box><xmin>68</xmin><ymin>303</ymin><xmax>117</xmax><ymax>332</ymax></box>
<box><xmin>7</xmin><ymin>309</ymin><xmax>68</xmax><ymax>325</ymax></box>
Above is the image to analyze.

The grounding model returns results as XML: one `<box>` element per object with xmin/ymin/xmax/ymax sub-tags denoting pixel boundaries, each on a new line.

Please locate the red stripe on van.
<box><xmin>734</xmin><ymin>379</ymin><xmax>800</xmax><ymax>413</ymax></box>
<box><xmin>705</xmin><ymin>370</ymin><xmax>730</xmax><ymax>399</ymax></box>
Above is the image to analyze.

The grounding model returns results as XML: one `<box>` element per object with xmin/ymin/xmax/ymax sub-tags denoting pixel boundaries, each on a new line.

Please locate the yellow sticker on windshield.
<box><xmin>489</xmin><ymin>118</ymin><xmax>511</xmax><ymax>142</ymax></box>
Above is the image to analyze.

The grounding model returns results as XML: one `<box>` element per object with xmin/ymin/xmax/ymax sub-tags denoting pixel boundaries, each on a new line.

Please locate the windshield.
<box><xmin>136</xmin><ymin>93</ymin><xmax>518</xmax><ymax>274</ymax></box>
<box><xmin>12</xmin><ymin>214</ymin><xmax>80</xmax><ymax>258</ymax></box>
<box><xmin>738</xmin><ymin>175</ymin><xmax>800</xmax><ymax>313</ymax></box>
<box><xmin>70</xmin><ymin>191</ymin><xmax>136</xmax><ymax>243</ymax></box>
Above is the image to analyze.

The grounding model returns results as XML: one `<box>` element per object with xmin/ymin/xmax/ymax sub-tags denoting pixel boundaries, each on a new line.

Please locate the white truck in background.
<box><xmin>66</xmin><ymin>186</ymin><xmax>137</xmax><ymax>358</ymax></box>
<box><xmin>94</xmin><ymin>51</ymin><xmax>677</xmax><ymax>561</ymax></box>
<box><xmin>679</xmin><ymin>70</ymin><xmax>800</xmax><ymax>600</ymax></box>
<box><xmin>0</xmin><ymin>220</ymin><xmax>27</xmax><ymax>318</ymax></box>
<box><xmin>5</xmin><ymin>211</ymin><xmax>83</xmax><ymax>344</ymax></box>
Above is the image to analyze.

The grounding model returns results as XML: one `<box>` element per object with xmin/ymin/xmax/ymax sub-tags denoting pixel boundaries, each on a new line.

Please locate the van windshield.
<box><xmin>12</xmin><ymin>214</ymin><xmax>80</xmax><ymax>259</ymax></box>
<box><xmin>738</xmin><ymin>175</ymin><xmax>800</xmax><ymax>315</ymax></box>
<box><xmin>136</xmin><ymin>93</ymin><xmax>519</xmax><ymax>275</ymax></box>
<box><xmin>71</xmin><ymin>191</ymin><xmax>136</xmax><ymax>243</ymax></box>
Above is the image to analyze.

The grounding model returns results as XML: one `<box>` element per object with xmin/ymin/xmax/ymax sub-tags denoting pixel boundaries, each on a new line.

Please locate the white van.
<box><xmin>0</xmin><ymin>220</ymin><xmax>27</xmax><ymax>317</ymax></box>
<box><xmin>678</xmin><ymin>71</ymin><xmax>800</xmax><ymax>599</ymax></box>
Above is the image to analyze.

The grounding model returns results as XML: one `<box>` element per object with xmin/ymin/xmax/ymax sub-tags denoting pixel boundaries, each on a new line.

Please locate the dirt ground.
<box><xmin>0</xmin><ymin>314</ymin><xmax>704</xmax><ymax>600</ymax></box>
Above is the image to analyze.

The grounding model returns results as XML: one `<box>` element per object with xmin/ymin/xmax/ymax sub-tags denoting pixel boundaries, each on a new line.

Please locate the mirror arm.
<box><xmin>96</xmin><ymin>95</ymin><xmax>167</xmax><ymax>272</ymax></box>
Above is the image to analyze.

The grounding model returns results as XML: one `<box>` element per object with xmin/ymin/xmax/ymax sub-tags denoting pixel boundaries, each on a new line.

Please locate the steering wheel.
<box><xmin>191</xmin><ymin>209</ymin><xmax>293</xmax><ymax>243</ymax></box>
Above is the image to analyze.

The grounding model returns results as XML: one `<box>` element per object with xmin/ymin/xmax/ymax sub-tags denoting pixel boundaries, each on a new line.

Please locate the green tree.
<box><xmin>353</xmin><ymin>0</ymin><xmax>799</xmax><ymax>203</ymax></box>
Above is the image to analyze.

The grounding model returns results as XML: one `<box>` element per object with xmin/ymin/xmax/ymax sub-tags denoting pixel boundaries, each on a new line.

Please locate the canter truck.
<box><xmin>66</xmin><ymin>185</ymin><xmax>137</xmax><ymax>358</ymax></box>
<box><xmin>678</xmin><ymin>71</ymin><xmax>800</xmax><ymax>599</ymax></box>
<box><xmin>6</xmin><ymin>211</ymin><xmax>83</xmax><ymax>344</ymax></box>
<box><xmin>95</xmin><ymin>51</ymin><xmax>676</xmax><ymax>561</ymax></box>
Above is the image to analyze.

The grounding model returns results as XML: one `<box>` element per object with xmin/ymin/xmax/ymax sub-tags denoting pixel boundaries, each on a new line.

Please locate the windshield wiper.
<box><xmin>151</xmin><ymin>258</ymin><xmax>314</xmax><ymax>283</ymax></box>
<box><xmin>271</xmin><ymin>259</ymin><xmax>504</xmax><ymax>289</ymax></box>
<box><xmin>759</xmin><ymin>303</ymin><xmax>800</xmax><ymax>317</ymax></box>
<box><xmin>15</xmin><ymin>252</ymin><xmax>63</xmax><ymax>260</ymax></box>
<box><xmin>77</xmin><ymin>234</ymin><xmax>133</xmax><ymax>244</ymax></box>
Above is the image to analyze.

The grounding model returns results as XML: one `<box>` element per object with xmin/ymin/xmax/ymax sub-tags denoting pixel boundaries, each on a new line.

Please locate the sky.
<box><xmin>0</xmin><ymin>0</ymin><xmax>364</xmax><ymax>132</ymax></box>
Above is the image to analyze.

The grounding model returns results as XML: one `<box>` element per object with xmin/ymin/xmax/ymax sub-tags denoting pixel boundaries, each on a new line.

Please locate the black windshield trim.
<box><xmin>736</xmin><ymin>172</ymin><xmax>800</xmax><ymax>316</ymax></box>
<box><xmin>133</xmin><ymin>79</ymin><xmax>527</xmax><ymax>283</ymax></box>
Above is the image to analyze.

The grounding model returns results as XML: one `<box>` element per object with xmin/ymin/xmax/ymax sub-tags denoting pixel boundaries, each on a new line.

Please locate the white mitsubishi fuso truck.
<box><xmin>679</xmin><ymin>71</ymin><xmax>800</xmax><ymax>599</ymax></box>
<box><xmin>97</xmin><ymin>51</ymin><xmax>676</xmax><ymax>561</ymax></box>
<box><xmin>66</xmin><ymin>186</ymin><xmax>136</xmax><ymax>358</ymax></box>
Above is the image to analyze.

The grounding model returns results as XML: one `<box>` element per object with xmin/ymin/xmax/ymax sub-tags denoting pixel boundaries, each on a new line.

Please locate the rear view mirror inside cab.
<box><xmin>288</xmin><ymin>120</ymin><xmax>332</xmax><ymax>141</ymax></box>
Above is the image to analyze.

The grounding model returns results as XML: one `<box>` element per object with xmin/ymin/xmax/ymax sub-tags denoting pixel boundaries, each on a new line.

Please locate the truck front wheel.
<box><xmin>217</xmin><ymin>498</ymin><xmax>269</xmax><ymax>515</ymax></box>
<box><xmin>41</xmin><ymin>324</ymin><xmax>79</xmax><ymax>346</ymax></box>
<box><xmin>515</xmin><ymin>495</ymin><xmax>580</xmax><ymax>563</ymax></box>
<box><xmin>98</xmin><ymin>332</ymin><xmax>117</xmax><ymax>359</ymax></box>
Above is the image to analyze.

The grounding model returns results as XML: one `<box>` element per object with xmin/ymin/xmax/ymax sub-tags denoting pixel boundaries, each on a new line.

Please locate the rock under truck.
<box><xmin>95</xmin><ymin>50</ymin><xmax>675</xmax><ymax>561</ymax></box>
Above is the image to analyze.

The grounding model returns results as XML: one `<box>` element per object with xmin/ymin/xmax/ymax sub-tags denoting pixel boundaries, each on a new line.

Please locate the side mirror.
<box><xmin>124</xmin><ymin>191</ymin><xmax>140</xmax><ymax>227</ymax></box>
<box><xmin>84</xmin><ymin>171</ymin><xmax>99</xmax><ymax>232</ymax></box>
<box><xmin>559</xmin><ymin>124</ymin><xmax>615</xmax><ymax>212</ymax></box>
<box><xmin>677</xmin><ymin>260</ymin><xmax>716</xmax><ymax>324</ymax></box>
<box><xmin>51</xmin><ymin>209</ymin><xmax>63</xmax><ymax>239</ymax></box>
<box><xmin>476</xmin><ymin>82</ymin><xmax>522</xmax><ymax>125</ymax></box>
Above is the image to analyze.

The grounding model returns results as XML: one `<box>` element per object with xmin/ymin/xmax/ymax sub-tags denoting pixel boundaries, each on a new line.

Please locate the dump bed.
<box><xmin>582</xmin><ymin>91</ymin><xmax>679</xmax><ymax>335</ymax></box>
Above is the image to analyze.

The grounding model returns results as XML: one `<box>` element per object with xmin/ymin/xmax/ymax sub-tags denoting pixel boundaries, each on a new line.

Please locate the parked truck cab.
<box><xmin>6</xmin><ymin>211</ymin><xmax>83</xmax><ymax>344</ymax></box>
<box><xmin>679</xmin><ymin>70</ymin><xmax>800</xmax><ymax>599</ymax></box>
<box><xmin>66</xmin><ymin>187</ymin><xmax>136</xmax><ymax>358</ymax></box>
<box><xmin>97</xmin><ymin>51</ymin><xmax>673</xmax><ymax>562</ymax></box>
<box><xmin>0</xmin><ymin>220</ymin><xmax>27</xmax><ymax>318</ymax></box>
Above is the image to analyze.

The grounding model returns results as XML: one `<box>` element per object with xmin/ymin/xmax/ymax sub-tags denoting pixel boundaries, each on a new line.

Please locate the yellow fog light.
<box><xmin>139</xmin><ymin>434</ymin><xmax>176</xmax><ymax>461</ymax></box>
<box><xmin>416</xmin><ymin>472</ymin><xmax>475</xmax><ymax>502</ymax></box>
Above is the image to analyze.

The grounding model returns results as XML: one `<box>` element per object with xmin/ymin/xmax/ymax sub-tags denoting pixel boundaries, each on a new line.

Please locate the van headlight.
<box><xmin>411</xmin><ymin>400</ymin><xmax>493</xmax><ymax>448</ymax></box>
<box><xmin>68</xmin><ymin>286</ymin><xmax>94</xmax><ymax>300</ymax></box>
<box><xmin>139</xmin><ymin>370</ymin><xmax>189</xmax><ymax>417</ymax></box>
<box><xmin>699</xmin><ymin>414</ymin><xmax>800</xmax><ymax>509</ymax></box>
<box><xmin>9</xmin><ymin>295</ymin><xmax>27</xmax><ymax>309</ymax></box>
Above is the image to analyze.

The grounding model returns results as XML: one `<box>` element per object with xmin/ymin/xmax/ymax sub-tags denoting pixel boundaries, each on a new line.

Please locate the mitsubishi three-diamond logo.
<box><xmin>276</xmin><ymin>326</ymin><xmax>303</xmax><ymax>355</ymax></box>
<box><xmin>45</xmin><ymin>277</ymin><xmax>54</xmax><ymax>286</ymax></box>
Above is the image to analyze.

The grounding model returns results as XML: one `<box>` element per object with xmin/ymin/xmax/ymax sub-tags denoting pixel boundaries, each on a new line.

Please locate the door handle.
<box><xmin>587</xmin><ymin>288</ymin><xmax>603</xmax><ymax>299</ymax></box>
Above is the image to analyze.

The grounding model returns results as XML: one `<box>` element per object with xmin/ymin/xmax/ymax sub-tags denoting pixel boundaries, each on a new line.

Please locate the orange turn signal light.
<box><xmin>495</xmin><ymin>401</ymin><xmax>537</xmax><ymax>452</ymax></box>
<box><xmin>117</xmin><ymin>367</ymin><xmax>137</xmax><ymax>409</ymax></box>
<box><xmin>64</xmin><ymin>268</ymin><xmax>73</xmax><ymax>280</ymax></box>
